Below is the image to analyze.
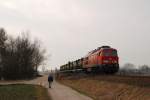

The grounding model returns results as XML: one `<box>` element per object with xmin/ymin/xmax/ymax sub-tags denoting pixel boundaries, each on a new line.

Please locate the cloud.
<box><xmin>0</xmin><ymin>0</ymin><xmax>150</xmax><ymax>68</ymax></box>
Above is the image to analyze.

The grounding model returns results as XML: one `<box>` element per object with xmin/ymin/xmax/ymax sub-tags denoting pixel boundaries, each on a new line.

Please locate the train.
<box><xmin>60</xmin><ymin>46</ymin><xmax>119</xmax><ymax>74</ymax></box>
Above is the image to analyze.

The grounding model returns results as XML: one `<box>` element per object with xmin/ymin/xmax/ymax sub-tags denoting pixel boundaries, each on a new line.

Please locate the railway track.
<box><xmin>59</xmin><ymin>70</ymin><xmax>150</xmax><ymax>78</ymax></box>
<box><xmin>58</xmin><ymin>72</ymin><xmax>150</xmax><ymax>87</ymax></box>
<box><xmin>106</xmin><ymin>74</ymin><xmax>150</xmax><ymax>79</ymax></box>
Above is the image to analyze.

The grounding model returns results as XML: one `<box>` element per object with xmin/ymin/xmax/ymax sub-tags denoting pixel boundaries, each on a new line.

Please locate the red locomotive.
<box><xmin>60</xmin><ymin>46</ymin><xmax>119</xmax><ymax>74</ymax></box>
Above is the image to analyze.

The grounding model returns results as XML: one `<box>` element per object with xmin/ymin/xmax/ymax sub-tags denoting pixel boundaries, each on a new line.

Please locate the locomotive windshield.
<box><xmin>102</xmin><ymin>49</ymin><xmax>117</xmax><ymax>56</ymax></box>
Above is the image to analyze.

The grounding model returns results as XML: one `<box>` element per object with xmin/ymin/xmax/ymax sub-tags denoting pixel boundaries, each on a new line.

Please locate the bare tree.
<box><xmin>0</xmin><ymin>28</ymin><xmax>7</xmax><ymax>79</ymax></box>
<box><xmin>2</xmin><ymin>31</ymin><xmax>47</xmax><ymax>79</ymax></box>
<box><xmin>31</xmin><ymin>39</ymin><xmax>46</xmax><ymax>74</ymax></box>
<box><xmin>139</xmin><ymin>65</ymin><xmax>150</xmax><ymax>74</ymax></box>
<box><xmin>119</xmin><ymin>63</ymin><xmax>137</xmax><ymax>75</ymax></box>
<box><xmin>122</xmin><ymin>63</ymin><xmax>136</xmax><ymax>70</ymax></box>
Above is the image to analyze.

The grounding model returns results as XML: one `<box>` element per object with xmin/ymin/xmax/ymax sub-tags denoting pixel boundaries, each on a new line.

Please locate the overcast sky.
<box><xmin>0</xmin><ymin>0</ymin><xmax>150</xmax><ymax>69</ymax></box>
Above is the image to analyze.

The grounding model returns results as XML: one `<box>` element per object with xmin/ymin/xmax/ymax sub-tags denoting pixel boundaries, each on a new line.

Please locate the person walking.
<box><xmin>48</xmin><ymin>74</ymin><xmax>53</xmax><ymax>88</ymax></box>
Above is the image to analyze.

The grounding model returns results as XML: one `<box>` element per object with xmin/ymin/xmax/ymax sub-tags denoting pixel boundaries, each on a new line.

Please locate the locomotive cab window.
<box><xmin>102</xmin><ymin>49</ymin><xmax>117</xmax><ymax>56</ymax></box>
<box><xmin>112</xmin><ymin>50</ymin><xmax>118</xmax><ymax>56</ymax></box>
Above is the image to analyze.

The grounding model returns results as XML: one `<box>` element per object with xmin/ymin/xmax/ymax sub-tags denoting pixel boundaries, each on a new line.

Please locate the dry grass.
<box><xmin>58</xmin><ymin>75</ymin><xmax>150</xmax><ymax>100</ymax></box>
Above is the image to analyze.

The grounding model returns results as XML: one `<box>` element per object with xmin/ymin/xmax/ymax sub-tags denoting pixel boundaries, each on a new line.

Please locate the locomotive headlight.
<box><xmin>114</xmin><ymin>61</ymin><xmax>117</xmax><ymax>63</ymax></box>
<box><xmin>103</xmin><ymin>60</ymin><xmax>109</xmax><ymax>63</ymax></box>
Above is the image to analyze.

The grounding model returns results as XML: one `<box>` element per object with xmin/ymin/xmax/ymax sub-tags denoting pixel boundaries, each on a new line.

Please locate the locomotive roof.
<box><xmin>85</xmin><ymin>46</ymin><xmax>116</xmax><ymax>57</ymax></box>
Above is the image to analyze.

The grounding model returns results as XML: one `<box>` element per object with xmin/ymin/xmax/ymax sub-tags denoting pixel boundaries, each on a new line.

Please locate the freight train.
<box><xmin>60</xmin><ymin>46</ymin><xmax>119</xmax><ymax>74</ymax></box>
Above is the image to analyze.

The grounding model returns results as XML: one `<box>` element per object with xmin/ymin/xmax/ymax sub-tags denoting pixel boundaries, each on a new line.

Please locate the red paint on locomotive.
<box><xmin>83</xmin><ymin>46</ymin><xmax>119</xmax><ymax>73</ymax></box>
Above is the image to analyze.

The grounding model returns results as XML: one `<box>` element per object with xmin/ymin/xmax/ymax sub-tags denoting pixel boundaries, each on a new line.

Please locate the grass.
<box><xmin>0</xmin><ymin>84</ymin><xmax>50</xmax><ymax>100</ymax></box>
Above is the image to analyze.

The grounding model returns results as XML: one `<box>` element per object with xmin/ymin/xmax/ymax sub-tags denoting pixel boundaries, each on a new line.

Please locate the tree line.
<box><xmin>118</xmin><ymin>63</ymin><xmax>150</xmax><ymax>76</ymax></box>
<box><xmin>0</xmin><ymin>28</ymin><xmax>46</xmax><ymax>80</ymax></box>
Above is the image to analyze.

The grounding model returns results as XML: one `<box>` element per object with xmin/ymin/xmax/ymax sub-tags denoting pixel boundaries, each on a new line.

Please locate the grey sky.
<box><xmin>0</xmin><ymin>0</ymin><xmax>150</xmax><ymax>69</ymax></box>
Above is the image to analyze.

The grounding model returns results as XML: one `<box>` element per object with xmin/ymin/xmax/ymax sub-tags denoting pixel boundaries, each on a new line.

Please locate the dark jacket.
<box><xmin>48</xmin><ymin>75</ymin><xmax>53</xmax><ymax>82</ymax></box>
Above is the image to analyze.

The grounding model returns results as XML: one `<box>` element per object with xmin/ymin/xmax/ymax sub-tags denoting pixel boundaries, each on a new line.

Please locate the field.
<box><xmin>58</xmin><ymin>73</ymin><xmax>150</xmax><ymax>100</ymax></box>
<box><xmin>0</xmin><ymin>84</ymin><xmax>50</xmax><ymax>100</ymax></box>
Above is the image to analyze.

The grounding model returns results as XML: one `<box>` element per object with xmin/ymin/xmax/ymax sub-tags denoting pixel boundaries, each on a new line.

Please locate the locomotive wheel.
<box><xmin>102</xmin><ymin>65</ymin><xmax>119</xmax><ymax>74</ymax></box>
<box><xmin>83</xmin><ymin>68</ymin><xmax>92</xmax><ymax>74</ymax></box>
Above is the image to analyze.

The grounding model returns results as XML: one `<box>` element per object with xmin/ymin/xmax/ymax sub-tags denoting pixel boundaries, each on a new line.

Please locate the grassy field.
<box><xmin>0</xmin><ymin>84</ymin><xmax>50</xmax><ymax>100</ymax></box>
<box><xmin>58</xmin><ymin>75</ymin><xmax>150</xmax><ymax>100</ymax></box>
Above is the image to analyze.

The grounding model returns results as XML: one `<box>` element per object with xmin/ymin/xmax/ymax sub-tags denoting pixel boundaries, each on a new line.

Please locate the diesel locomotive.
<box><xmin>60</xmin><ymin>46</ymin><xmax>119</xmax><ymax>74</ymax></box>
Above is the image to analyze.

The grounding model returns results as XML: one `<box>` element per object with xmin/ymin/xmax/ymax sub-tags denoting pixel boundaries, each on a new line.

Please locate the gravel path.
<box><xmin>48</xmin><ymin>81</ymin><xmax>92</xmax><ymax>100</ymax></box>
